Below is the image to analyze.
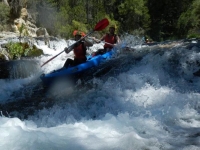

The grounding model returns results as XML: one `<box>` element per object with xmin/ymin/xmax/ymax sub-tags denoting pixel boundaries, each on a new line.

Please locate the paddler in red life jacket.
<box><xmin>63</xmin><ymin>30</ymin><xmax>93</xmax><ymax>68</ymax></box>
<box><xmin>92</xmin><ymin>25</ymin><xmax>120</xmax><ymax>56</ymax></box>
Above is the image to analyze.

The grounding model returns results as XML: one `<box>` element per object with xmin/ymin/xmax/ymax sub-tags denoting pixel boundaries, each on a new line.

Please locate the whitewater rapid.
<box><xmin>0</xmin><ymin>36</ymin><xmax>200</xmax><ymax>150</ymax></box>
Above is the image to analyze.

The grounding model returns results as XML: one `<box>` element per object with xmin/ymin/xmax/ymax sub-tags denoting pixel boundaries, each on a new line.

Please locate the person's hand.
<box><xmin>93</xmin><ymin>37</ymin><xmax>101</xmax><ymax>43</ymax></box>
<box><xmin>91</xmin><ymin>37</ymin><xmax>97</xmax><ymax>42</ymax></box>
<box><xmin>64</xmin><ymin>47</ymin><xmax>69</xmax><ymax>53</ymax></box>
<box><xmin>80</xmin><ymin>37</ymin><xmax>85</xmax><ymax>41</ymax></box>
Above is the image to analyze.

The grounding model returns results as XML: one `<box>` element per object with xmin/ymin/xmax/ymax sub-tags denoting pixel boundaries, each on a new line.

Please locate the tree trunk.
<box><xmin>3</xmin><ymin>0</ymin><xmax>9</xmax><ymax>6</ymax></box>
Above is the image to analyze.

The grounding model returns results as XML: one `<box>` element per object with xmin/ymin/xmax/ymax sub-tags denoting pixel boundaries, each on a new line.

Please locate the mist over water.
<box><xmin>0</xmin><ymin>35</ymin><xmax>200</xmax><ymax>150</ymax></box>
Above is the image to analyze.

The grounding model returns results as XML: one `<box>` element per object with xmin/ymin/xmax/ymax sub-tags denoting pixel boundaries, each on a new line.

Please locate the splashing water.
<box><xmin>0</xmin><ymin>35</ymin><xmax>200</xmax><ymax>150</ymax></box>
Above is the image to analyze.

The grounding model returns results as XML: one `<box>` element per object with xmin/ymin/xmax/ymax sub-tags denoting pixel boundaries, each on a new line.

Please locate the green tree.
<box><xmin>53</xmin><ymin>0</ymin><xmax>87</xmax><ymax>38</ymax></box>
<box><xmin>147</xmin><ymin>0</ymin><xmax>194</xmax><ymax>41</ymax></box>
<box><xmin>177</xmin><ymin>0</ymin><xmax>200</xmax><ymax>38</ymax></box>
<box><xmin>116</xmin><ymin>0</ymin><xmax>150</xmax><ymax>35</ymax></box>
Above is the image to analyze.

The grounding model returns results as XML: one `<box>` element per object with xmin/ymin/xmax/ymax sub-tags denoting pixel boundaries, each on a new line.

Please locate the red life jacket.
<box><xmin>104</xmin><ymin>34</ymin><xmax>117</xmax><ymax>49</ymax></box>
<box><xmin>74</xmin><ymin>42</ymin><xmax>86</xmax><ymax>60</ymax></box>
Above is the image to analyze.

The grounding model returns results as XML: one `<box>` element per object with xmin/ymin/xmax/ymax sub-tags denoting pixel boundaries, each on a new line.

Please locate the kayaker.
<box><xmin>63</xmin><ymin>30</ymin><xmax>93</xmax><ymax>68</ymax></box>
<box><xmin>92</xmin><ymin>25</ymin><xmax>120</xmax><ymax>56</ymax></box>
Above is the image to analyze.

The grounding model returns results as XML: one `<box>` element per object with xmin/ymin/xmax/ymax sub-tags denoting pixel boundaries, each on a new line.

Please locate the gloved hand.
<box><xmin>64</xmin><ymin>47</ymin><xmax>69</xmax><ymax>53</ymax></box>
<box><xmin>80</xmin><ymin>37</ymin><xmax>85</xmax><ymax>41</ymax></box>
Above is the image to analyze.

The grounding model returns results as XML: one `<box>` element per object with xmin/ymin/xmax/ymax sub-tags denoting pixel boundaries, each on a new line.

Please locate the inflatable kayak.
<box><xmin>40</xmin><ymin>49</ymin><xmax>116</xmax><ymax>87</ymax></box>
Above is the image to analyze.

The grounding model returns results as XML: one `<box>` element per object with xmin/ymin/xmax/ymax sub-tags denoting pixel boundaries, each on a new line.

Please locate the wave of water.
<box><xmin>0</xmin><ymin>36</ymin><xmax>200</xmax><ymax>150</ymax></box>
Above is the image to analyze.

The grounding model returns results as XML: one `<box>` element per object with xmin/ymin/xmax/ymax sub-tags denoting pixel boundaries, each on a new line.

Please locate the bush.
<box><xmin>25</xmin><ymin>45</ymin><xmax>43</xmax><ymax>57</ymax></box>
<box><xmin>187</xmin><ymin>33</ymin><xmax>200</xmax><ymax>39</ymax></box>
<box><xmin>6</xmin><ymin>42</ymin><xmax>44</xmax><ymax>60</ymax></box>
<box><xmin>7</xmin><ymin>42</ymin><xmax>24</xmax><ymax>59</ymax></box>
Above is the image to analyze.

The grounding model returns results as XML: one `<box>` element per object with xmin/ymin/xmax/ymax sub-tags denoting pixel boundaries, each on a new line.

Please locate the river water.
<box><xmin>0</xmin><ymin>35</ymin><xmax>200</xmax><ymax>150</ymax></box>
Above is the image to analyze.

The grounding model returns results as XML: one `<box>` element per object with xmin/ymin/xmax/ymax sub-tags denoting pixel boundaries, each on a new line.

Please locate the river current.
<box><xmin>0</xmin><ymin>34</ymin><xmax>200</xmax><ymax>150</ymax></box>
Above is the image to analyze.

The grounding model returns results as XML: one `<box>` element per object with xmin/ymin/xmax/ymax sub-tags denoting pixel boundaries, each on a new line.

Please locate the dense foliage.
<box><xmin>177</xmin><ymin>0</ymin><xmax>200</xmax><ymax>39</ymax></box>
<box><xmin>3</xmin><ymin>0</ymin><xmax>200</xmax><ymax>41</ymax></box>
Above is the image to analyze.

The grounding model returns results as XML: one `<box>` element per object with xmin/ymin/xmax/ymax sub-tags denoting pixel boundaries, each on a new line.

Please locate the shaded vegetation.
<box><xmin>177</xmin><ymin>0</ymin><xmax>200</xmax><ymax>39</ymax></box>
<box><xmin>3</xmin><ymin>0</ymin><xmax>200</xmax><ymax>41</ymax></box>
<box><xmin>0</xmin><ymin>2</ymin><xmax>10</xmax><ymax>31</ymax></box>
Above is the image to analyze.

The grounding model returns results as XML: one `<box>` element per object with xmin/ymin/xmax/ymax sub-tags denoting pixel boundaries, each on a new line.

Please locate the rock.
<box><xmin>0</xmin><ymin>59</ymin><xmax>39</xmax><ymax>79</ymax></box>
<box><xmin>193</xmin><ymin>69</ymin><xmax>200</xmax><ymax>77</ymax></box>
<box><xmin>36</xmin><ymin>27</ymin><xmax>49</xmax><ymax>37</ymax></box>
<box><xmin>0</xmin><ymin>61</ymin><xmax>10</xmax><ymax>78</ymax></box>
<box><xmin>12</xmin><ymin>17</ymin><xmax>38</xmax><ymax>37</ymax></box>
<box><xmin>13</xmin><ymin>18</ymin><xmax>26</xmax><ymax>33</ymax></box>
<box><xmin>0</xmin><ymin>49</ymin><xmax>10</xmax><ymax>61</ymax></box>
<box><xmin>0</xmin><ymin>31</ymin><xmax>19</xmax><ymax>39</ymax></box>
<box><xmin>36</xmin><ymin>27</ymin><xmax>50</xmax><ymax>46</ymax></box>
<box><xmin>20</xmin><ymin>8</ymin><xmax>28</xmax><ymax>21</ymax></box>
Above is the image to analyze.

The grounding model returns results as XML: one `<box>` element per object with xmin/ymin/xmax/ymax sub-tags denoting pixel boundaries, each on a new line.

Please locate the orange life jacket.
<box><xmin>104</xmin><ymin>34</ymin><xmax>117</xmax><ymax>49</ymax></box>
<box><xmin>74</xmin><ymin>42</ymin><xmax>86</xmax><ymax>60</ymax></box>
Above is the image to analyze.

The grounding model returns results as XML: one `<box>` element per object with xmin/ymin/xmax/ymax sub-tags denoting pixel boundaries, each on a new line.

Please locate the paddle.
<box><xmin>41</xmin><ymin>18</ymin><xmax>109</xmax><ymax>67</ymax></box>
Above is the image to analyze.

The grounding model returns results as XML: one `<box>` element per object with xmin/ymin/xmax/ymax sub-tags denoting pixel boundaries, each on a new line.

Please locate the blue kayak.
<box><xmin>40</xmin><ymin>49</ymin><xmax>116</xmax><ymax>87</ymax></box>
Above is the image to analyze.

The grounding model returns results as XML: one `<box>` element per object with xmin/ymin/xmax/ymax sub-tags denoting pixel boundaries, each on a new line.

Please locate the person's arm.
<box><xmin>84</xmin><ymin>38</ymin><xmax>93</xmax><ymax>47</ymax></box>
<box><xmin>93</xmin><ymin>35</ymin><xmax>105</xmax><ymax>43</ymax></box>
<box><xmin>116</xmin><ymin>35</ymin><xmax>120</xmax><ymax>44</ymax></box>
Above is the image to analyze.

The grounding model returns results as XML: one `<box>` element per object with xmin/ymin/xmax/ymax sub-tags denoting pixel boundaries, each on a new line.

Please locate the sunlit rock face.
<box><xmin>0</xmin><ymin>0</ymin><xmax>51</xmax><ymax>62</ymax></box>
<box><xmin>5</xmin><ymin>0</ymin><xmax>49</xmax><ymax>37</ymax></box>
<box><xmin>12</xmin><ymin>18</ymin><xmax>37</xmax><ymax>36</ymax></box>
<box><xmin>12</xmin><ymin>8</ymin><xmax>38</xmax><ymax>37</ymax></box>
